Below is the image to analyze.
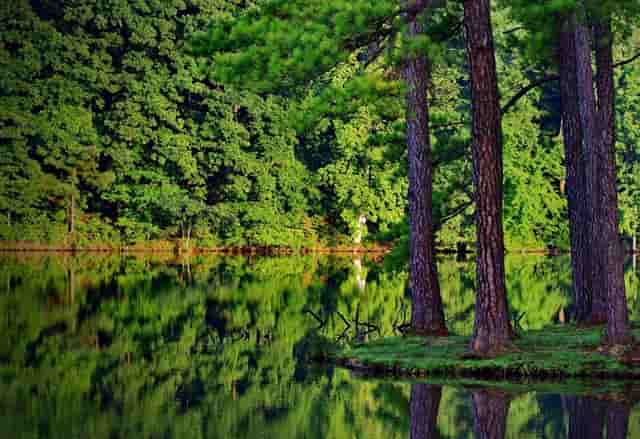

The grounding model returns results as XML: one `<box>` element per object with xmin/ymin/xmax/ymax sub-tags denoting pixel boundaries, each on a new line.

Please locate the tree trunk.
<box><xmin>573</xmin><ymin>8</ymin><xmax>608</xmax><ymax>323</ymax></box>
<box><xmin>404</xmin><ymin>0</ymin><xmax>447</xmax><ymax>336</ymax></box>
<box><xmin>557</xmin><ymin>15</ymin><xmax>592</xmax><ymax>323</ymax></box>
<box><xmin>594</xmin><ymin>19</ymin><xmax>631</xmax><ymax>345</ymax></box>
<box><xmin>410</xmin><ymin>384</ymin><xmax>442</xmax><ymax>439</ymax></box>
<box><xmin>471</xmin><ymin>390</ymin><xmax>510</xmax><ymax>439</ymax></box>
<box><xmin>564</xmin><ymin>396</ymin><xmax>606</xmax><ymax>439</ymax></box>
<box><xmin>463</xmin><ymin>0</ymin><xmax>512</xmax><ymax>355</ymax></box>
<box><xmin>68</xmin><ymin>192</ymin><xmax>75</xmax><ymax>237</ymax></box>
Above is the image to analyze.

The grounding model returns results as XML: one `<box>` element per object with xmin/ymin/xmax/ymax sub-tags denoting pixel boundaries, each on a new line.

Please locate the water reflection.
<box><xmin>410</xmin><ymin>384</ymin><xmax>442</xmax><ymax>438</ymax></box>
<box><xmin>407</xmin><ymin>384</ymin><xmax>638</xmax><ymax>439</ymax></box>
<box><xmin>0</xmin><ymin>253</ymin><xmax>639</xmax><ymax>438</ymax></box>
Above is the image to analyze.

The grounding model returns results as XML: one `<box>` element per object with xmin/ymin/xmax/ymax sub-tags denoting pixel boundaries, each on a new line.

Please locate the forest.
<box><xmin>4</xmin><ymin>2</ymin><xmax>640</xmax><ymax>436</ymax></box>
<box><xmin>1</xmin><ymin>0</ymin><xmax>638</xmax><ymax>252</ymax></box>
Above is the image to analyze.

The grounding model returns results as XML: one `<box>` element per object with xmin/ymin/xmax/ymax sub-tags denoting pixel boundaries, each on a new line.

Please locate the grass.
<box><xmin>335</xmin><ymin>324</ymin><xmax>640</xmax><ymax>380</ymax></box>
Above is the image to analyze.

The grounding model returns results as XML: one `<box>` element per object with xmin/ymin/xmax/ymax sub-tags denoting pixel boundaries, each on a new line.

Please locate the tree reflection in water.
<box><xmin>410</xmin><ymin>384</ymin><xmax>442</xmax><ymax>439</ymax></box>
<box><xmin>0</xmin><ymin>253</ymin><xmax>639</xmax><ymax>438</ymax></box>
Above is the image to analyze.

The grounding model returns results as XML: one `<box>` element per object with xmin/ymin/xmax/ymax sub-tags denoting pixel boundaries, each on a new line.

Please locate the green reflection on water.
<box><xmin>0</xmin><ymin>253</ymin><xmax>639</xmax><ymax>438</ymax></box>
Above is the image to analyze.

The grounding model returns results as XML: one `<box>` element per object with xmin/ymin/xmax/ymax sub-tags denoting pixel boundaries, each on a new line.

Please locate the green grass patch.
<box><xmin>335</xmin><ymin>324</ymin><xmax>640</xmax><ymax>380</ymax></box>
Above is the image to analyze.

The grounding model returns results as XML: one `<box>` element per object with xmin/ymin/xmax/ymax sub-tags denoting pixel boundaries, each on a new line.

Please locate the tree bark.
<box><xmin>594</xmin><ymin>19</ymin><xmax>632</xmax><ymax>345</ymax></box>
<box><xmin>573</xmin><ymin>7</ymin><xmax>608</xmax><ymax>323</ymax></box>
<box><xmin>463</xmin><ymin>0</ymin><xmax>512</xmax><ymax>355</ymax></box>
<box><xmin>557</xmin><ymin>16</ymin><xmax>592</xmax><ymax>323</ymax></box>
<box><xmin>471</xmin><ymin>390</ymin><xmax>510</xmax><ymax>439</ymax></box>
<box><xmin>404</xmin><ymin>0</ymin><xmax>447</xmax><ymax>336</ymax></box>
<box><xmin>68</xmin><ymin>192</ymin><xmax>75</xmax><ymax>236</ymax></box>
<box><xmin>410</xmin><ymin>384</ymin><xmax>442</xmax><ymax>439</ymax></box>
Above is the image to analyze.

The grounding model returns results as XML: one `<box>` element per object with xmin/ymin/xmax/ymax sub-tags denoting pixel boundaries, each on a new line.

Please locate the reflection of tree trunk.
<box><xmin>594</xmin><ymin>19</ymin><xmax>631</xmax><ymax>345</ymax></box>
<box><xmin>606</xmin><ymin>402</ymin><xmax>630</xmax><ymax>439</ymax></box>
<box><xmin>564</xmin><ymin>396</ymin><xmax>606</xmax><ymax>439</ymax></box>
<box><xmin>471</xmin><ymin>390</ymin><xmax>510</xmax><ymax>439</ymax></box>
<box><xmin>403</xmin><ymin>0</ymin><xmax>447</xmax><ymax>336</ymax></box>
<box><xmin>410</xmin><ymin>384</ymin><xmax>442</xmax><ymax>439</ymax></box>
<box><xmin>353</xmin><ymin>258</ymin><xmax>366</xmax><ymax>292</ymax></box>
<box><xmin>68</xmin><ymin>264</ymin><xmax>76</xmax><ymax>332</ymax></box>
<box><xmin>68</xmin><ymin>266</ymin><xmax>75</xmax><ymax>306</ymax></box>
<box><xmin>464</xmin><ymin>0</ymin><xmax>512</xmax><ymax>355</ymax></box>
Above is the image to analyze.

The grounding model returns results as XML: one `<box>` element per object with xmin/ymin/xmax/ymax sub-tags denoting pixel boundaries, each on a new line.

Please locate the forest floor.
<box><xmin>335</xmin><ymin>324</ymin><xmax>640</xmax><ymax>380</ymax></box>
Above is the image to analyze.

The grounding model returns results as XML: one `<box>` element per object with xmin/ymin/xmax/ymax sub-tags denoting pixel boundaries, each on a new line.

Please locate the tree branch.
<box><xmin>613</xmin><ymin>51</ymin><xmax>640</xmax><ymax>69</ymax></box>
<box><xmin>501</xmin><ymin>74</ymin><xmax>559</xmax><ymax>114</ymax></box>
<box><xmin>435</xmin><ymin>200</ymin><xmax>474</xmax><ymax>230</ymax></box>
<box><xmin>501</xmin><ymin>51</ymin><xmax>639</xmax><ymax>115</ymax></box>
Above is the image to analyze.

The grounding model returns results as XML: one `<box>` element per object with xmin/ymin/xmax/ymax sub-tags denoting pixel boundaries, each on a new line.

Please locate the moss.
<box><xmin>335</xmin><ymin>324</ymin><xmax>640</xmax><ymax>380</ymax></box>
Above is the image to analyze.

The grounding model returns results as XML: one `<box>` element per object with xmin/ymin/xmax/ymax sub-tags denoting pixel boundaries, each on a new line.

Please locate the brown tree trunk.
<box><xmin>557</xmin><ymin>16</ymin><xmax>592</xmax><ymax>323</ymax></box>
<box><xmin>564</xmin><ymin>396</ymin><xmax>606</xmax><ymax>439</ymax></box>
<box><xmin>463</xmin><ymin>0</ymin><xmax>512</xmax><ymax>355</ymax></box>
<box><xmin>594</xmin><ymin>19</ymin><xmax>632</xmax><ymax>345</ymax></box>
<box><xmin>68</xmin><ymin>192</ymin><xmax>75</xmax><ymax>236</ymax></box>
<box><xmin>410</xmin><ymin>384</ymin><xmax>442</xmax><ymax>439</ymax></box>
<box><xmin>573</xmin><ymin>8</ymin><xmax>608</xmax><ymax>324</ymax></box>
<box><xmin>404</xmin><ymin>0</ymin><xmax>447</xmax><ymax>336</ymax></box>
<box><xmin>471</xmin><ymin>390</ymin><xmax>510</xmax><ymax>439</ymax></box>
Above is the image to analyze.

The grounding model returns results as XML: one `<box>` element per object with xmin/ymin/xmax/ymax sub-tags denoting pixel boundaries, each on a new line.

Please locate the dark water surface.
<box><xmin>1</xmin><ymin>253</ymin><xmax>640</xmax><ymax>438</ymax></box>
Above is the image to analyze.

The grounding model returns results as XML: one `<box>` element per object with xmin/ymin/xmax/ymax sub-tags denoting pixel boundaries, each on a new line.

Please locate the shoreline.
<box><xmin>332</xmin><ymin>325</ymin><xmax>640</xmax><ymax>381</ymax></box>
<box><xmin>0</xmin><ymin>244</ymin><xmax>393</xmax><ymax>255</ymax></box>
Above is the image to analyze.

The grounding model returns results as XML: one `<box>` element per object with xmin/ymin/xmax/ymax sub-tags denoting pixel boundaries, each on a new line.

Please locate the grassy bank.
<box><xmin>335</xmin><ymin>324</ymin><xmax>640</xmax><ymax>380</ymax></box>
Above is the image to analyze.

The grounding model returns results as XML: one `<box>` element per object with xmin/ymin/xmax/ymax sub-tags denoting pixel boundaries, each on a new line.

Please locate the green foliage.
<box><xmin>0</xmin><ymin>0</ymin><xmax>638</xmax><ymax>251</ymax></box>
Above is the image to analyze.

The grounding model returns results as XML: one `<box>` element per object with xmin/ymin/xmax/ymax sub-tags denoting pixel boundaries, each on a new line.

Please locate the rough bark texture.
<box><xmin>463</xmin><ymin>0</ymin><xmax>512</xmax><ymax>355</ymax></box>
<box><xmin>471</xmin><ymin>390</ymin><xmax>510</xmax><ymax>439</ymax></box>
<box><xmin>564</xmin><ymin>396</ymin><xmax>606</xmax><ymax>439</ymax></box>
<box><xmin>606</xmin><ymin>402</ymin><xmax>631</xmax><ymax>439</ymax></box>
<box><xmin>594</xmin><ymin>19</ymin><xmax>632</xmax><ymax>345</ymax></box>
<box><xmin>557</xmin><ymin>16</ymin><xmax>592</xmax><ymax>323</ymax></box>
<box><xmin>410</xmin><ymin>384</ymin><xmax>442</xmax><ymax>439</ymax></box>
<box><xmin>404</xmin><ymin>0</ymin><xmax>447</xmax><ymax>336</ymax></box>
<box><xmin>573</xmin><ymin>9</ymin><xmax>608</xmax><ymax>324</ymax></box>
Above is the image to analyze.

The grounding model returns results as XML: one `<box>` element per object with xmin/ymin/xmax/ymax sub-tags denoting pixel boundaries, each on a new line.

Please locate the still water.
<box><xmin>1</xmin><ymin>253</ymin><xmax>639</xmax><ymax>438</ymax></box>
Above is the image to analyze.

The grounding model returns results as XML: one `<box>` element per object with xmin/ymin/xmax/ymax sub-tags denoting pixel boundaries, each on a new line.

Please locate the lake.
<box><xmin>1</xmin><ymin>253</ymin><xmax>639</xmax><ymax>438</ymax></box>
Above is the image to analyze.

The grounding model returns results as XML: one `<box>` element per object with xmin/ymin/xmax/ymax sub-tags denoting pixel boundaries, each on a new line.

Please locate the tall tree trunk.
<box><xmin>410</xmin><ymin>384</ymin><xmax>442</xmax><ymax>439</ymax></box>
<box><xmin>68</xmin><ymin>192</ymin><xmax>75</xmax><ymax>237</ymax></box>
<box><xmin>471</xmin><ymin>390</ymin><xmax>510</xmax><ymax>439</ymax></box>
<box><xmin>463</xmin><ymin>0</ymin><xmax>512</xmax><ymax>355</ymax></box>
<box><xmin>557</xmin><ymin>16</ymin><xmax>592</xmax><ymax>323</ymax></box>
<box><xmin>404</xmin><ymin>0</ymin><xmax>447</xmax><ymax>336</ymax></box>
<box><xmin>573</xmin><ymin>7</ymin><xmax>608</xmax><ymax>323</ymax></box>
<box><xmin>594</xmin><ymin>19</ymin><xmax>632</xmax><ymax>345</ymax></box>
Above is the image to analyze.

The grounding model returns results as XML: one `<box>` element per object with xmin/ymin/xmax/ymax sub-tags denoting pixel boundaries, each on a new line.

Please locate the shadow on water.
<box><xmin>0</xmin><ymin>252</ymin><xmax>639</xmax><ymax>438</ymax></box>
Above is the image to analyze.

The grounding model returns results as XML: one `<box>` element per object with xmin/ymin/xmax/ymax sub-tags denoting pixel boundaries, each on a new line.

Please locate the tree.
<box><xmin>593</xmin><ymin>14</ymin><xmax>632</xmax><ymax>345</ymax></box>
<box><xmin>464</xmin><ymin>0</ymin><xmax>513</xmax><ymax>355</ymax></box>
<box><xmin>557</xmin><ymin>14</ymin><xmax>592</xmax><ymax>323</ymax></box>
<box><xmin>404</xmin><ymin>0</ymin><xmax>447</xmax><ymax>335</ymax></box>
